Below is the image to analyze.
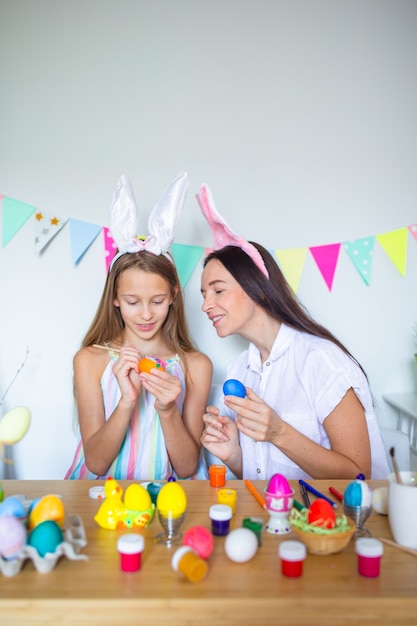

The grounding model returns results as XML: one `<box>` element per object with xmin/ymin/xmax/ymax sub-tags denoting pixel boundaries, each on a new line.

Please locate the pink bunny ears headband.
<box><xmin>195</xmin><ymin>183</ymin><xmax>269</xmax><ymax>278</ymax></box>
<box><xmin>109</xmin><ymin>171</ymin><xmax>189</xmax><ymax>268</ymax></box>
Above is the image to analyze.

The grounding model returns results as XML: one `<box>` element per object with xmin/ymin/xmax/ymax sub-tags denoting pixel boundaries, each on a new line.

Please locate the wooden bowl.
<box><xmin>290</xmin><ymin>524</ymin><xmax>356</xmax><ymax>555</ymax></box>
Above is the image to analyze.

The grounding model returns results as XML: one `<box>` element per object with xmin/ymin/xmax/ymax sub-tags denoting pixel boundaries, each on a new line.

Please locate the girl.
<box><xmin>65</xmin><ymin>173</ymin><xmax>212</xmax><ymax>480</ymax></box>
<box><xmin>197</xmin><ymin>183</ymin><xmax>389</xmax><ymax>480</ymax></box>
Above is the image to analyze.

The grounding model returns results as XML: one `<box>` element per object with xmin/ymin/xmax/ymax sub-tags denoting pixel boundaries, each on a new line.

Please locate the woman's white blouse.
<box><xmin>223</xmin><ymin>324</ymin><xmax>390</xmax><ymax>480</ymax></box>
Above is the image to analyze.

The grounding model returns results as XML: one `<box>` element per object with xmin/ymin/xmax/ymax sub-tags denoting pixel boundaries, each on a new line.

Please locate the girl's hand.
<box><xmin>224</xmin><ymin>387</ymin><xmax>284</xmax><ymax>444</ymax></box>
<box><xmin>112</xmin><ymin>345</ymin><xmax>142</xmax><ymax>403</ymax></box>
<box><xmin>201</xmin><ymin>407</ymin><xmax>240</xmax><ymax>463</ymax></box>
<box><xmin>139</xmin><ymin>368</ymin><xmax>182</xmax><ymax>413</ymax></box>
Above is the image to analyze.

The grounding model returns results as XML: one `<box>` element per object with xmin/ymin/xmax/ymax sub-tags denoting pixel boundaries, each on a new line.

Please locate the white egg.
<box><xmin>224</xmin><ymin>528</ymin><xmax>258</xmax><ymax>563</ymax></box>
<box><xmin>372</xmin><ymin>487</ymin><xmax>388</xmax><ymax>515</ymax></box>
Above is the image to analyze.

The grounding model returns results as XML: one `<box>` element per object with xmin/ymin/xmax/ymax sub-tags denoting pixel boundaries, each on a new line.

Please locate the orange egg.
<box><xmin>28</xmin><ymin>495</ymin><xmax>65</xmax><ymax>530</ymax></box>
<box><xmin>138</xmin><ymin>356</ymin><xmax>166</xmax><ymax>374</ymax></box>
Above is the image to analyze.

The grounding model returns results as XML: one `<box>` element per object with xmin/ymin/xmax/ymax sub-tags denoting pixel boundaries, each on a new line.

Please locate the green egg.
<box><xmin>28</xmin><ymin>520</ymin><xmax>64</xmax><ymax>557</ymax></box>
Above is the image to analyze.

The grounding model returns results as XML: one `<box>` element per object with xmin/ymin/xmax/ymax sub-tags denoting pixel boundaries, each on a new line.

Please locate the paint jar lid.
<box><xmin>209</xmin><ymin>464</ymin><xmax>226</xmax><ymax>475</ymax></box>
<box><xmin>278</xmin><ymin>540</ymin><xmax>307</xmax><ymax>562</ymax></box>
<box><xmin>117</xmin><ymin>534</ymin><xmax>145</xmax><ymax>554</ymax></box>
<box><xmin>209</xmin><ymin>504</ymin><xmax>233</xmax><ymax>521</ymax></box>
<box><xmin>355</xmin><ymin>538</ymin><xmax>384</xmax><ymax>558</ymax></box>
<box><xmin>89</xmin><ymin>486</ymin><xmax>105</xmax><ymax>499</ymax></box>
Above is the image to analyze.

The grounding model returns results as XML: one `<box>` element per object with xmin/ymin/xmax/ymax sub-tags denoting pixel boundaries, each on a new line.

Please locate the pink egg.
<box><xmin>266</xmin><ymin>473</ymin><xmax>292</xmax><ymax>495</ymax></box>
<box><xmin>0</xmin><ymin>515</ymin><xmax>26</xmax><ymax>559</ymax></box>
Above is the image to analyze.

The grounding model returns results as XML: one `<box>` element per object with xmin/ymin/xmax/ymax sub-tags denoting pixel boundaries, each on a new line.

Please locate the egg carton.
<box><xmin>0</xmin><ymin>514</ymin><xmax>88</xmax><ymax>577</ymax></box>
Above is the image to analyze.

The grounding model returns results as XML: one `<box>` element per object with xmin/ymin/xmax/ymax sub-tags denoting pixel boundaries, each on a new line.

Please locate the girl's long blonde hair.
<box><xmin>82</xmin><ymin>251</ymin><xmax>196</xmax><ymax>360</ymax></box>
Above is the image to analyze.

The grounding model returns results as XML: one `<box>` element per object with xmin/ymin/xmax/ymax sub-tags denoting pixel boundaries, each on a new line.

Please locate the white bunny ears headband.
<box><xmin>109</xmin><ymin>171</ymin><xmax>189</xmax><ymax>268</ymax></box>
<box><xmin>195</xmin><ymin>183</ymin><xmax>269</xmax><ymax>278</ymax></box>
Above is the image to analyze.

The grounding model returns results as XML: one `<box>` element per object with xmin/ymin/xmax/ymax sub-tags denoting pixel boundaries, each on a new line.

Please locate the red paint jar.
<box><xmin>355</xmin><ymin>538</ymin><xmax>384</xmax><ymax>577</ymax></box>
<box><xmin>278</xmin><ymin>540</ymin><xmax>307</xmax><ymax>577</ymax></box>
<box><xmin>117</xmin><ymin>534</ymin><xmax>145</xmax><ymax>572</ymax></box>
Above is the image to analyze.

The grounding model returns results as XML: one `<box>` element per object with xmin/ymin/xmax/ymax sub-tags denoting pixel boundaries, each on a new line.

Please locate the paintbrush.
<box><xmin>389</xmin><ymin>446</ymin><xmax>403</xmax><ymax>485</ymax></box>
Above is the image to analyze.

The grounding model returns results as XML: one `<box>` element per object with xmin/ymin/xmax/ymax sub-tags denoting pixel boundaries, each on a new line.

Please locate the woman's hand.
<box><xmin>201</xmin><ymin>405</ymin><xmax>240</xmax><ymax>464</ymax></box>
<box><xmin>224</xmin><ymin>387</ymin><xmax>284</xmax><ymax>444</ymax></box>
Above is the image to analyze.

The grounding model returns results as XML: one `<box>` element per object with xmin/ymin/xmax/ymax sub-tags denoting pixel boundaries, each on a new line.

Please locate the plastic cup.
<box><xmin>218</xmin><ymin>488</ymin><xmax>237</xmax><ymax>514</ymax></box>
<box><xmin>171</xmin><ymin>546</ymin><xmax>208</xmax><ymax>583</ymax></box>
<box><xmin>355</xmin><ymin>538</ymin><xmax>383</xmax><ymax>577</ymax></box>
<box><xmin>388</xmin><ymin>471</ymin><xmax>417</xmax><ymax>549</ymax></box>
<box><xmin>209</xmin><ymin>504</ymin><xmax>233</xmax><ymax>536</ymax></box>
<box><xmin>117</xmin><ymin>534</ymin><xmax>145</xmax><ymax>572</ymax></box>
<box><xmin>209</xmin><ymin>464</ymin><xmax>226</xmax><ymax>488</ymax></box>
<box><xmin>278</xmin><ymin>541</ymin><xmax>307</xmax><ymax>577</ymax></box>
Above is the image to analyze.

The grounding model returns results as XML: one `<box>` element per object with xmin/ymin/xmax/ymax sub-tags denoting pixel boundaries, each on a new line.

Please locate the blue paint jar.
<box><xmin>209</xmin><ymin>504</ymin><xmax>233</xmax><ymax>536</ymax></box>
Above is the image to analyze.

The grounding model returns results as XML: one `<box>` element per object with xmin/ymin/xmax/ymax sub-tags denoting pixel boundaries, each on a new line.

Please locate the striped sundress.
<box><xmin>65</xmin><ymin>351</ymin><xmax>208</xmax><ymax>480</ymax></box>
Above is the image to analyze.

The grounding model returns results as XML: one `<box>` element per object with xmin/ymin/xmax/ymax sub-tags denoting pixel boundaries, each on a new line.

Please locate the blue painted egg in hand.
<box><xmin>223</xmin><ymin>379</ymin><xmax>246</xmax><ymax>398</ymax></box>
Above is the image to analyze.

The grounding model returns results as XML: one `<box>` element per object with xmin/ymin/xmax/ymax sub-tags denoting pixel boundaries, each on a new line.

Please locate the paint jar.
<box><xmin>209</xmin><ymin>504</ymin><xmax>233</xmax><ymax>536</ymax></box>
<box><xmin>242</xmin><ymin>517</ymin><xmax>264</xmax><ymax>546</ymax></box>
<box><xmin>218</xmin><ymin>488</ymin><xmax>237</xmax><ymax>514</ymax></box>
<box><xmin>209</xmin><ymin>464</ymin><xmax>226</xmax><ymax>488</ymax></box>
<box><xmin>355</xmin><ymin>538</ymin><xmax>384</xmax><ymax>577</ymax></box>
<box><xmin>278</xmin><ymin>540</ymin><xmax>307</xmax><ymax>577</ymax></box>
<box><xmin>117</xmin><ymin>533</ymin><xmax>145</xmax><ymax>572</ymax></box>
<box><xmin>171</xmin><ymin>546</ymin><xmax>208</xmax><ymax>583</ymax></box>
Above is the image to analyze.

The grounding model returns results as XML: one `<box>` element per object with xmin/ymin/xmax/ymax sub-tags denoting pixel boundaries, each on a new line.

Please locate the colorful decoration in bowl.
<box><xmin>289</xmin><ymin>500</ymin><xmax>355</xmax><ymax>555</ymax></box>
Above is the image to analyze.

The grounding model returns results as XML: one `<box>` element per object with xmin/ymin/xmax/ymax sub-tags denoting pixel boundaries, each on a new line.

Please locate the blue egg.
<box><xmin>344</xmin><ymin>480</ymin><xmax>372</xmax><ymax>507</ymax></box>
<box><xmin>223</xmin><ymin>379</ymin><xmax>246</xmax><ymax>398</ymax></box>
<box><xmin>28</xmin><ymin>520</ymin><xmax>64</xmax><ymax>557</ymax></box>
<box><xmin>0</xmin><ymin>496</ymin><xmax>27</xmax><ymax>521</ymax></box>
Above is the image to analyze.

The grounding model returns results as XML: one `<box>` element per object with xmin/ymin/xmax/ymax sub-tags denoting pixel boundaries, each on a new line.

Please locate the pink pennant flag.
<box><xmin>103</xmin><ymin>227</ymin><xmax>117</xmax><ymax>272</ymax></box>
<box><xmin>309</xmin><ymin>243</ymin><xmax>341</xmax><ymax>291</ymax></box>
<box><xmin>408</xmin><ymin>223</ymin><xmax>417</xmax><ymax>242</ymax></box>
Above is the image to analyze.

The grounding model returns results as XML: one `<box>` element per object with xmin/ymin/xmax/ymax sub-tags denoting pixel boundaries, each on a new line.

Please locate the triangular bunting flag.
<box><xmin>408</xmin><ymin>223</ymin><xmax>417</xmax><ymax>242</ymax></box>
<box><xmin>375</xmin><ymin>227</ymin><xmax>408</xmax><ymax>277</ymax></box>
<box><xmin>309</xmin><ymin>243</ymin><xmax>341</xmax><ymax>291</ymax></box>
<box><xmin>103</xmin><ymin>227</ymin><xmax>117</xmax><ymax>273</ymax></box>
<box><xmin>34</xmin><ymin>211</ymin><xmax>68</xmax><ymax>254</ymax></box>
<box><xmin>343</xmin><ymin>236</ymin><xmax>375</xmax><ymax>286</ymax></box>
<box><xmin>69</xmin><ymin>218</ymin><xmax>102</xmax><ymax>265</ymax></box>
<box><xmin>171</xmin><ymin>243</ymin><xmax>204</xmax><ymax>287</ymax></box>
<box><xmin>274</xmin><ymin>247</ymin><xmax>307</xmax><ymax>294</ymax></box>
<box><xmin>2</xmin><ymin>196</ymin><xmax>36</xmax><ymax>246</ymax></box>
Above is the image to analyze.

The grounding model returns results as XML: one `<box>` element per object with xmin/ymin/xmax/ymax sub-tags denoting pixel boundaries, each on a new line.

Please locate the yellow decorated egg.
<box><xmin>156</xmin><ymin>482</ymin><xmax>187</xmax><ymax>518</ymax></box>
<box><xmin>124</xmin><ymin>484</ymin><xmax>152</xmax><ymax>511</ymax></box>
<box><xmin>0</xmin><ymin>406</ymin><xmax>31</xmax><ymax>444</ymax></box>
<box><xmin>28</xmin><ymin>495</ymin><xmax>65</xmax><ymax>530</ymax></box>
<box><xmin>28</xmin><ymin>520</ymin><xmax>64</xmax><ymax>557</ymax></box>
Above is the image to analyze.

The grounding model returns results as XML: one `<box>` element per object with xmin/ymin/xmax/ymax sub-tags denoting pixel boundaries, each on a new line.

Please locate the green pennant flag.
<box><xmin>171</xmin><ymin>243</ymin><xmax>204</xmax><ymax>287</ymax></box>
<box><xmin>2</xmin><ymin>196</ymin><xmax>36</xmax><ymax>246</ymax></box>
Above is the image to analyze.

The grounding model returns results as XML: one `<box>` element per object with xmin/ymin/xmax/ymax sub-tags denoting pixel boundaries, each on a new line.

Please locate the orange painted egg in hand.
<box><xmin>138</xmin><ymin>356</ymin><xmax>166</xmax><ymax>374</ymax></box>
<box><xmin>307</xmin><ymin>499</ymin><xmax>336</xmax><ymax>529</ymax></box>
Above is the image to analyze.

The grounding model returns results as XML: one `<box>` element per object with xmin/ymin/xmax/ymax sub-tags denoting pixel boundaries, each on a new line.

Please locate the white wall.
<box><xmin>0</xmin><ymin>0</ymin><xmax>416</xmax><ymax>479</ymax></box>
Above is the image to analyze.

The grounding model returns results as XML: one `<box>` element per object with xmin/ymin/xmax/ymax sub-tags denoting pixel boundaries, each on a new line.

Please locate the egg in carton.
<box><xmin>0</xmin><ymin>494</ymin><xmax>88</xmax><ymax>577</ymax></box>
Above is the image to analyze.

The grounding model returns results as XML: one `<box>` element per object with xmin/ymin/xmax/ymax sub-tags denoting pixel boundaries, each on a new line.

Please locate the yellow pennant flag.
<box><xmin>375</xmin><ymin>227</ymin><xmax>408</xmax><ymax>277</ymax></box>
<box><xmin>273</xmin><ymin>247</ymin><xmax>308</xmax><ymax>294</ymax></box>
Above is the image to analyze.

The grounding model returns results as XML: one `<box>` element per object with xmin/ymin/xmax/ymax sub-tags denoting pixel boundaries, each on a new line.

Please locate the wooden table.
<box><xmin>1</xmin><ymin>479</ymin><xmax>416</xmax><ymax>625</ymax></box>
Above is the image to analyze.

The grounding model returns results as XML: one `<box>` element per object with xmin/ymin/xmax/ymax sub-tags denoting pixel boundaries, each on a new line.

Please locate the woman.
<box><xmin>197</xmin><ymin>183</ymin><xmax>389</xmax><ymax>480</ymax></box>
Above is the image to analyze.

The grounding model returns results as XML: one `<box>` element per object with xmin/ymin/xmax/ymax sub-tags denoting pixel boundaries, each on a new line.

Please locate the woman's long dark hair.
<box><xmin>204</xmin><ymin>243</ymin><xmax>366</xmax><ymax>374</ymax></box>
